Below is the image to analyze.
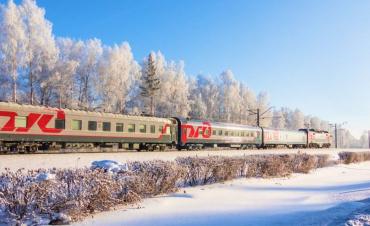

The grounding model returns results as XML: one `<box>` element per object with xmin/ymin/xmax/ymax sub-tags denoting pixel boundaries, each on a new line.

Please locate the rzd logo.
<box><xmin>181</xmin><ymin>122</ymin><xmax>212</xmax><ymax>143</ymax></box>
<box><xmin>0</xmin><ymin>110</ymin><xmax>65</xmax><ymax>133</ymax></box>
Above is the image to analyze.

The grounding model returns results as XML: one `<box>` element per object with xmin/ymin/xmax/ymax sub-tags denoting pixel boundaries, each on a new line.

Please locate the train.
<box><xmin>0</xmin><ymin>102</ymin><xmax>331</xmax><ymax>153</ymax></box>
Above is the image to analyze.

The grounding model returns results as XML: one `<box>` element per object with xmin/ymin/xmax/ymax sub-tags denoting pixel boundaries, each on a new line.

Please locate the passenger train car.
<box><xmin>0</xmin><ymin>102</ymin><xmax>331</xmax><ymax>153</ymax></box>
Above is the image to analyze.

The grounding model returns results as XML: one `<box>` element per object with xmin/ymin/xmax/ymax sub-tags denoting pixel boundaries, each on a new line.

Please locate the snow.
<box><xmin>75</xmin><ymin>161</ymin><xmax>370</xmax><ymax>226</ymax></box>
<box><xmin>34</xmin><ymin>172</ymin><xmax>55</xmax><ymax>182</ymax></box>
<box><xmin>91</xmin><ymin>160</ymin><xmax>128</xmax><ymax>173</ymax></box>
<box><xmin>0</xmin><ymin>148</ymin><xmax>364</xmax><ymax>173</ymax></box>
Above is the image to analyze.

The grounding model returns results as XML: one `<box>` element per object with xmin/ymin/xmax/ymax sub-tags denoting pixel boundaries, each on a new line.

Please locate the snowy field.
<box><xmin>75</xmin><ymin>161</ymin><xmax>370</xmax><ymax>226</ymax></box>
<box><xmin>0</xmin><ymin>148</ymin><xmax>367</xmax><ymax>172</ymax></box>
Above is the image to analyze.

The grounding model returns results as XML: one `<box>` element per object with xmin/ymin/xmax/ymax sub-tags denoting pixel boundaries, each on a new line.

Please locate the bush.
<box><xmin>0</xmin><ymin>153</ymin><xmax>348</xmax><ymax>225</ymax></box>
<box><xmin>339</xmin><ymin>151</ymin><xmax>370</xmax><ymax>164</ymax></box>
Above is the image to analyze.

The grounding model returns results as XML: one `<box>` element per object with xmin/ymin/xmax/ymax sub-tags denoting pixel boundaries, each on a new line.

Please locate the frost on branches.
<box><xmin>0</xmin><ymin>0</ymin><xmax>361</xmax><ymax>146</ymax></box>
<box><xmin>0</xmin><ymin>153</ymin><xmax>340</xmax><ymax>225</ymax></box>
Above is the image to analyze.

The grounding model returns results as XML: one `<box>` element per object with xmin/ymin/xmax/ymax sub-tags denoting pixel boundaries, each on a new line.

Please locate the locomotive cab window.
<box><xmin>159</xmin><ymin>125</ymin><xmax>163</xmax><ymax>133</ymax></box>
<box><xmin>88</xmin><ymin>121</ymin><xmax>97</xmax><ymax>131</ymax></box>
<box><xmin>55</xmin><ymin>119</ymin><xmax>65</xmax><ymax>129</ymax></box>
<box><xmin>15</xmin><ymin>116</ymin><xmax>27</xmax><ymax>128</ymax></box>
<box><xmin>139</xmin><ymin>124</ymin><xmax>146</xmax><ymax>133</ymax></box>
<box><xmin>71</xmin><ymin>120</ymin><xmax>82</xmax><ymax>130</ymax></box>
<box><xmin>103</xmin><ymin>122</ymin><xmax>111</xmax><ymax>131</ymax></box>
<box><xmin>116</xmin><ymin>123</ymin><xmax>124</xmax><ymax>132</ymax></box>
<box><xmin>150</xmin><ymin>125</ymin><xmax>155</xmax><ymax>133</ymax></box>
<box><xmin>128</xmin><ymin>124</ymin><xmax>135</xmax><ymax>133</ymax></box>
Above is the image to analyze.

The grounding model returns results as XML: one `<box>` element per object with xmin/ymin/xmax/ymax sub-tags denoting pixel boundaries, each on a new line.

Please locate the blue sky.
<box><xmin>5</xmin><ymin>0</ymin><xmax>370</xmax><ymax>137</ymax></box>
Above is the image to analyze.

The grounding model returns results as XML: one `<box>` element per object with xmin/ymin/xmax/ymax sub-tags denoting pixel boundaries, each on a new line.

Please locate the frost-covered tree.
<box><xmin>53</xmin><ymin>38</ymin><xmax>86</xmax><ymax>108</ymax></box>
<box><xmin>49</xmin><ymin>58</ymin><xmax>78</xmax><ymax>108</ymax></box>
<box><xmin>239</xmin><ymin>83</ymin><xmax>256</xmax><ymax>124</ymax></box>
<box><xmin>304</xmin><ymin>115</ymin><xmax>311</xmax><ymax>128</ymax></box>
<box><xmin>20</xmin><ymin>0</ymin><xmax>58</xmax><ymax>105</ymax></box>
<box><xmin>272</xmin><ymin>109</ymin><xmax>285</xmax><ymax>129</ymax></box>
<box><xmin>291</xmin><ymin>109</ymin><xmax>304</xmax><ymax>129</ymax></box>
<box><xmin>157</xmin><ymin>61</ymin><xmax>189</xmax><ymax>117</ymax></box>
<box><xmin>76</xmin><ymin>38</ymin><xmax>103</xmax><ymax>109</ymax></box>
<box><xmin>310</xmin><ymin>116</ymin><xmax>321</xmax><ymax>130</ymax></box>
<box><xmin>218</xmin><ymin>70</ymin><xmax>241</xmax><ymax>123</ymax></box>
<box><xmin>98</xmin><ymin>43</ymin><xmax>139</xmax><ymax>113</ymax></box>
<box><xmin>189</xmin><ymin>93</ymin><xmax>206</xmax><ymax>120</ymax></box>
<box><xmin>140</xmin><ymin>52</ymin><xmax>161</xmax><ymax>116</ymax></box>
<box><xmin>360</xmin><ymin>132</ymin><xmax>369</xmax><ymax>148</ymax></box>
<box><xmin>192</xmin><ymin>74</ymin><xmax>220</xmax><ymax>121</ymax></box>
<box><xmin>0</xmin><ymin>0</ymin><xmax>27</xmax><ymax>102</ymax></box>
<box><xmin>256</xmin><ymin>92</ymin><xmax>272</xmax><ymax>127</ymax></box>
<box><xmin>320</xmin><ymin>120</ymin><xmax>329</xmax><ymax>131</ymax></box>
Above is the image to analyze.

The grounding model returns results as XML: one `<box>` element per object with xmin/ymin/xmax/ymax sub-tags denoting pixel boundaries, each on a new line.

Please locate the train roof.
<box><xmin>0</xmin><ymin>102</ymin><xmax>171</xmax><ymax>123</ymax></box>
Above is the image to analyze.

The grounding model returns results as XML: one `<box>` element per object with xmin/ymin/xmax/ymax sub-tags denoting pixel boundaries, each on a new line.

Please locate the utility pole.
<box><xmin>335</xmin><ymin>123</ymin><xmax>338</xmax><ymax>149</ymax></box>
<box><xmin>247</xmin><ymin>107</ymin><xmax>273</xmax><ymax>127</ymax></box>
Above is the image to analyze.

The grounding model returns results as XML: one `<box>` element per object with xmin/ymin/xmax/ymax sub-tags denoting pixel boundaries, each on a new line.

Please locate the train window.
<box><xmin>88</xmin><ymin>121</ymin><xmax>97</xmax><ymax>131</ymax></box>
<box><xmin>116</xmin><ymin>123</ymin><xmax>124</xmax><ymax>132</ymax></box>
<box><xmin>55</xmin><ymin>119</ymin><xmax>65</xmax><ymax>129</ymax></box>
<box><xmin>218</xmin><ymin>130</ymin><xmax>223</xmax><ymax>136</ymax></box>
<box><xmin>150</xmin><ymin>125</ymin><xmax>156</xmax><ymax>133</ymax></box>
<box><xmin>241</xmin><ymin>132</ymin><xmax>244</xmax><ymax>136</ymax></box>
<box><xmin>103</xmin><ymin>122</ymin><xmax>111</xmax><ymax>131</ymax></box>
<box><xmin>128</xmin><ymin>124</ymin><xmax>135</xmax><ymax>133</ymax></box>
<box><xmin>139</xmin><ymin>124</ymin><xmax>146</xmax><ymax>133</ymax></box>
<box><xmin>165</xmin><ymin>126</ymin><xmax>170</xmax><ymax>134</ymax></box>
<box><xmin>15</xmin><ymin>116</ymin><xmax>27</xmax><ymax>128</ymax></box>
<box><xmin>71</xmin><ymin>120</ymin><xmax>82</xmax><ymax>130</ymax></box>
<box><xmin>230</xmin><ymin>131</ymin><xmax>234</xmax><ymax>136</ymax></box>
<box><xmin>212</xmin><ymin>130</ymin><xmax>216</xmax><ymax>135</ymax></box>
<box><xmin>225</xmin><ymin>131</ymin><xmax>229</xmax><ymax>136</ymax></box>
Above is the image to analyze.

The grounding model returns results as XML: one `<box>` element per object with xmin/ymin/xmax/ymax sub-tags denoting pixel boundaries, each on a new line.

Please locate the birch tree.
<box><xmin>310</xmin><ymin>116</ymin><xmax>321</xmax><ymax>130</ymax></box>
<box><xmin>157</xmin><ymin>61</ymin><xmax>189</xmax><ymax>117</ymax></box>
<box><xmin>98</xmin><ymin>43</ymin><xmax>139</xmax><ymax>113</ymax></box>
<box><xmin>272</xmin><ymin>109</ymin><xmax>285</xmax><ymax>129</ymax></box>
<box><xmin>20</xmin><ymin>0</ymin><xmax>58</xmax><ymax>105</ymax></box>
<box><xmin>76</xmin><ymin>39</ymin><xmax>102</xmax><ymax>109</ymax></box>
<box><xmin>218</xmin><ymin>70</ymin><xmax>240</xmax><ymax>123</ymax></box>
<box><xmin>256</xmin><ymin>92</ymin><xmax>272</xmax><ymax>127</ymax></box>
<box><xmin>0</xmin><ymin>0</ymin><xmax>26</xmax><ymax>102</ymax></box>
<box><xmin>291</xmin><ymin>109</ymin><xmax>304</xmax><ymax>129</ymax></box>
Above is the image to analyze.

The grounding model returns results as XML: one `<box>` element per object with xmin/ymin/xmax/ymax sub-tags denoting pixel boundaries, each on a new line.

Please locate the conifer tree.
<box><xmin>140</xmin><ymin>52</ymin><xmax>160</xmax><ymax>116</ymax></box>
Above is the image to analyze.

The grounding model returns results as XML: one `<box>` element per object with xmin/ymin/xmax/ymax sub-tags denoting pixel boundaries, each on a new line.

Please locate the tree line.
<box><xmin>0</xmin><ymin>0</ymin><xmax>367</xmax><ymax>147</ymax></box>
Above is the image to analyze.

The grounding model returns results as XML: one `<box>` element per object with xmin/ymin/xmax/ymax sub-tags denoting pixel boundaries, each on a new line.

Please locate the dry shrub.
<box><xmin>339</xmin><ymin>151</ymin><xmax>370</xmax><ymax>164</ymax></box>
<box><xmin>122</xmin><ymin>160</ymin><xmax>185</xmax><ymax>197</ymax></box>
<box><xmin>0</xmin><ymin>153</ymin><xmax>336</xmax><ymax>225</ymax></box>
<box><xmin>177</xmin><ymin>156</ymin><xmax>246</xmax><ymax>186</ymax></box>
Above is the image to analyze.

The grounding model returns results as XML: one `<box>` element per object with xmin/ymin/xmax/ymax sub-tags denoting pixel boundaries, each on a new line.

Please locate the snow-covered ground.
<box><xmin>75</xmin><ymin>161</ymin><xmax>370</xmax><ymax>226</ymax></box>
<box><xmin>0</xmin><ymin>148</ymin><xmax>366</xmax><ymax>172</ymax></box>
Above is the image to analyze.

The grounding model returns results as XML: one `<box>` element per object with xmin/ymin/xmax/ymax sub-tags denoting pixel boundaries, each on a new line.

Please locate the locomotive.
<box><xmin>0</xmin><ymin>102</ymin><xmax>331</xmax><ymax>153</ymax></box>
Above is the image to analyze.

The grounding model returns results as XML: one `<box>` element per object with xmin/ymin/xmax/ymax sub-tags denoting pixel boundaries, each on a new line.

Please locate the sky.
<box><xmin>4</xmin><ymin>0</ymin><xmax>370</xmax><ymax>138</ymax></box>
